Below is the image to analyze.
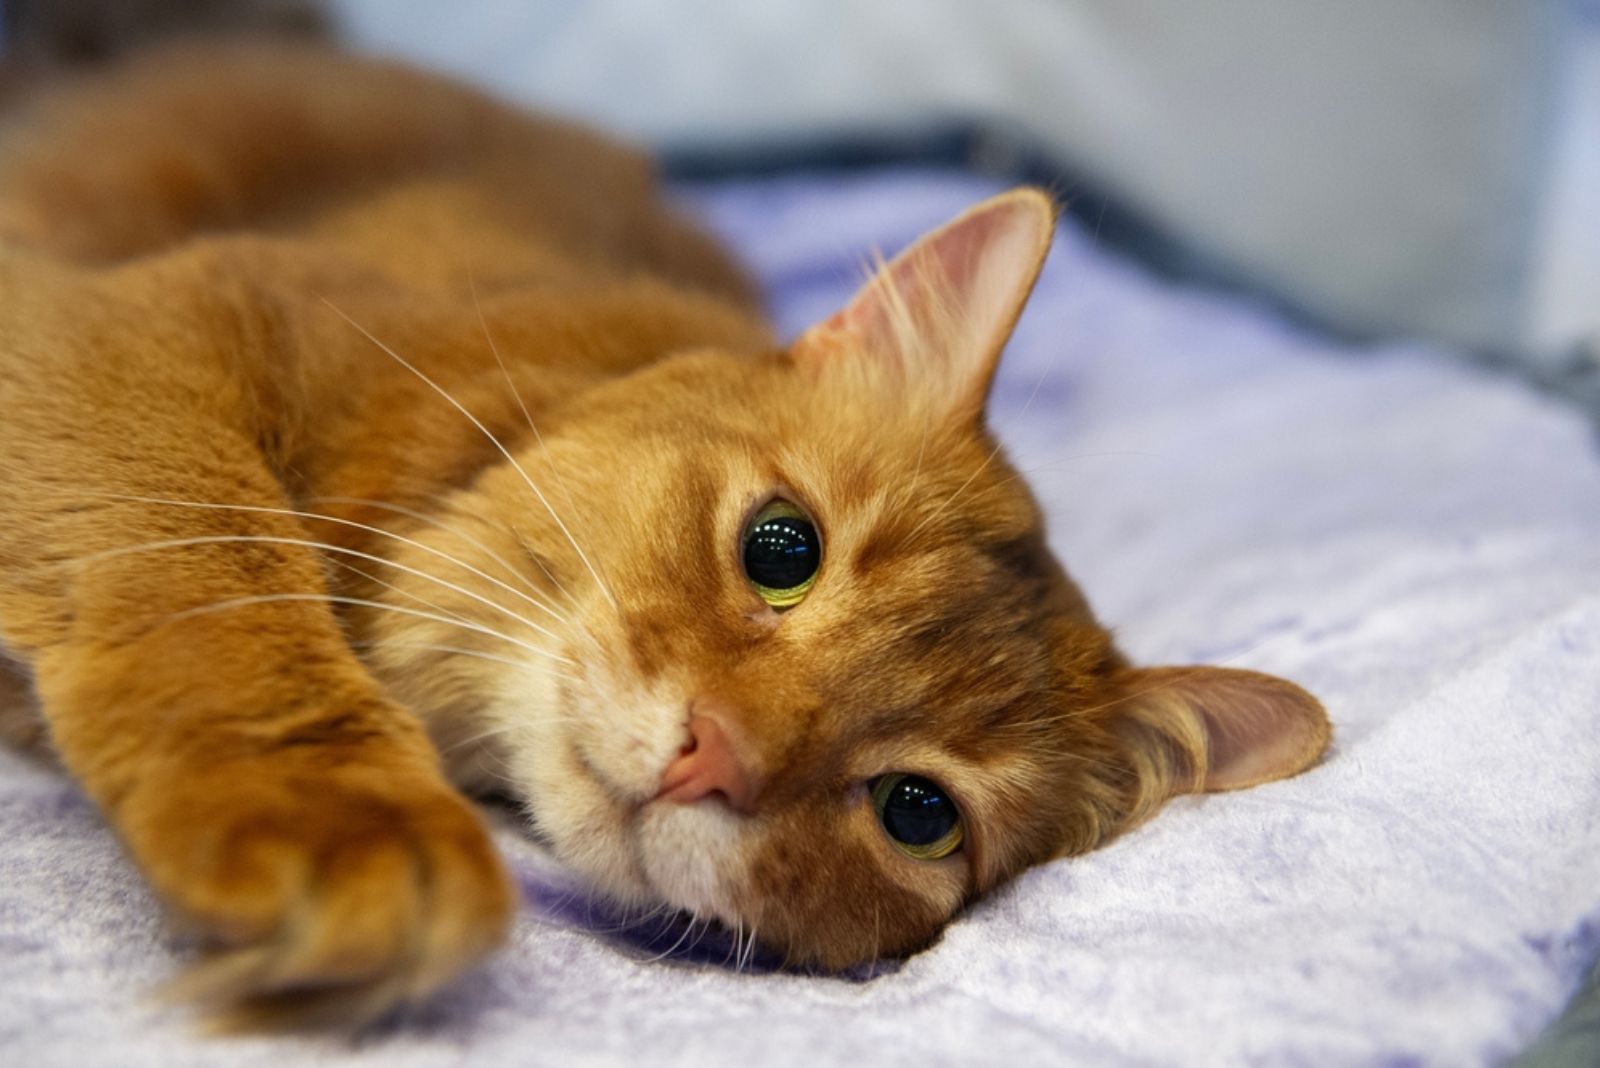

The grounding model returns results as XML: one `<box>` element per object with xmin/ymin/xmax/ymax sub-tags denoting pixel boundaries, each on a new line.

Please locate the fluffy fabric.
<box><xmin>3</xmin><ymin>169</ymin><xmax>1597</xmax><ymax>1064</ymax></box>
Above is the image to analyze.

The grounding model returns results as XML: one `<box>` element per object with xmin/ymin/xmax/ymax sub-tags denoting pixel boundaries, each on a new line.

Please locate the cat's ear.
<box><xmin>1109</xmin><ymin>666</ymin><xmax>1331</xmax><ymax>816</ymax></box>
<box><xmin>790</xmin><ymin>187</ymin><xmax>1056</xmax><ymax>421</ymax></box>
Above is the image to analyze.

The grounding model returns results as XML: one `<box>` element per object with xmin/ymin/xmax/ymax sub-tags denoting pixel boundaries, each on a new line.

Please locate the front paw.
<box><xmin>121</xmin><ymin>747</ymin><xmax>514</xmax><ymax>1030</ymax></box>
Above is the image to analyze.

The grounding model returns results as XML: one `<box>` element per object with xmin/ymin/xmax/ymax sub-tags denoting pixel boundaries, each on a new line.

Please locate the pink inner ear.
<box><xmin>832</xmin><ymin>195</ymin><xmax>1034</xmax><ymax>341</ymax></box>
<box><xmin>793</xmin><ymin>188</ymin><xmax>1056</xmax><ymax>414</ymax></box>
<box><xmin>1145</xmin><ymin>667</ymin><xmax>1331</xmax><ymax>791</ymax></box>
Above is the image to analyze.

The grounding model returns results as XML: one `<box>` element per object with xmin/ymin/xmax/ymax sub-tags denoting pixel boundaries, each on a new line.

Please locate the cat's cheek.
<box><xmin>512</xmin><ymin>729</ymin><xmax>655</xmax><ymax>906</ymax></box>
<box><xmin>739</xmin><ymin>807</ymin><xmax>969</xmax><ymax>968</ymax></box>
<box><xmin>566</xmin><ymin>678</ymin><xmax>693</xmax><ymax>805</ymax></box>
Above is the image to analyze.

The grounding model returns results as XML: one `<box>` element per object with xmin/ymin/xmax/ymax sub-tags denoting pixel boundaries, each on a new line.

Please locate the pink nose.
<box><xmin>656</xmin><ymin>712</ymin><xmax>756</xmax><ymax>811</ymax></box>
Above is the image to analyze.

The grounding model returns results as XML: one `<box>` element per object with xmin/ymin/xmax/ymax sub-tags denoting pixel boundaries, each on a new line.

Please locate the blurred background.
<box><xmin>3</xmin><ymin>0</ymin><xmax>1597</xmax><ymax>412</ymax></box>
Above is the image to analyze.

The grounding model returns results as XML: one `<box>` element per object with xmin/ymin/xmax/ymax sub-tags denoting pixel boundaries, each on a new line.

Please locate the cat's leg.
<box><xmin>0</xmin><ymin>260</ymin><xmax>513</xmax><ymax>1026</ymax></box>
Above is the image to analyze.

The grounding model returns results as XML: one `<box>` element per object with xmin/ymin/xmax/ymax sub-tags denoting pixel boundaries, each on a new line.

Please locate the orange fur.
<box><xmin>0</xmin><ymin>43</ymin><xmax>1330</xmax><ymax>1026</ymax></box>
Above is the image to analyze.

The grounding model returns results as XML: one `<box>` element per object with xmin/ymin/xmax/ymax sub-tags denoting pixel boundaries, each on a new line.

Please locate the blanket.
<box><xmin>3</xmin><ymin>169</ymin><xmax>1598</xmax><ymax>1066</ymax></box>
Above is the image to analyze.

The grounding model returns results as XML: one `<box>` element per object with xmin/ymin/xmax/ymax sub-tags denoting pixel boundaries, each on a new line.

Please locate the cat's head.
<box><xmin>370</xmin><ymin>189</ymin><xmax>1330</xmax><ymax>969</ymax></box>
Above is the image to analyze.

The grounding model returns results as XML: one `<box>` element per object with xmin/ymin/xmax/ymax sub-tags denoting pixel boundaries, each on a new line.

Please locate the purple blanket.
<box><xmin>3</xmin><ymin>170</ymin><xmax>1599</xmax><ymax>1065</ymax></box>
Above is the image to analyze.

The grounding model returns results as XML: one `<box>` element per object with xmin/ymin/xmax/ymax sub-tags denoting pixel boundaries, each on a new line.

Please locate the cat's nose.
<box><xmin>655</xmin><ymin>709</ymin><xmax>756</xmax><ymax>812</ymax></box>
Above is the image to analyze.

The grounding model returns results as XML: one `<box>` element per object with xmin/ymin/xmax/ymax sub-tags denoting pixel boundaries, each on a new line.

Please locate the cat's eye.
<box><xmin>741</xmin><ymin>498</ymin><xmax>821</xmax><ymax>609</ymax></box>
<box><xmin>871</xmin><ymin>773</ymin><xmax>964</xmax><ymax>861</ymax></box>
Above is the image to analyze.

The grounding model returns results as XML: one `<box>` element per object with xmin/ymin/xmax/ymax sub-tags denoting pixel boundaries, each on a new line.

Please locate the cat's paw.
<box><xmin>122</xmin><ymin>748</ymin><xmax>515</xmax><ymax>1030</ymax></box>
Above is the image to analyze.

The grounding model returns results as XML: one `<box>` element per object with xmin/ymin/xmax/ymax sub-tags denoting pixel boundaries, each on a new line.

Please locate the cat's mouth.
<box><xmin>632</xmin><ymin>795</ymin><xmax>746</xmax><ymax>923</ymax></box>
<box><xmin>562</xmin><ymin>717</ymin><xmax>751</xmax><ymax>923</ymax></box>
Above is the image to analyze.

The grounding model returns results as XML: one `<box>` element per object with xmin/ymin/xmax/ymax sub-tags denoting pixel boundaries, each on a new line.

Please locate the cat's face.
<box><xmin>365</xmin><ymin>190</ymin><xmax>1330</xmax><ymax>969</ymax></box>
<box><xmin>486</xmin><ymin>352</ymin><xmax>1127</xmax><ymax>967</ymax></box>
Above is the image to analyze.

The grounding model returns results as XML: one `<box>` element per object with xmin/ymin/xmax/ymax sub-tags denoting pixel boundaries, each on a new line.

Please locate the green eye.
<box><xmin>871</xmin><ymin>773</ymin><xmax>964</xmax><ymax>860</ymax></box>
<box><xmin>741</xmin><ymin>499</ymin><xmax>821</xmax><ymax>609</ymax></box>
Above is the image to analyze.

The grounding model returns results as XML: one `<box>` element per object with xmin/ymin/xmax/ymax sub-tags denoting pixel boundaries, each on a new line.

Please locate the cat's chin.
<box><xmin>632</xmin><ymin>799</ymin><xmax>748</xmax><ymax>923</ymax></box>
<box><xmin>493</xmin><ymin>699</ymin><xmax>718</xmax><ymax>919</ymax></box>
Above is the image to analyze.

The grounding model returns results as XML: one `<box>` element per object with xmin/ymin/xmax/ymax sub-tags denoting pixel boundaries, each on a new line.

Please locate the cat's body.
<box><xmin>0</xmin><ymin>44</ymin><xmax>1330</xmax><ymax>1027</ymax></box>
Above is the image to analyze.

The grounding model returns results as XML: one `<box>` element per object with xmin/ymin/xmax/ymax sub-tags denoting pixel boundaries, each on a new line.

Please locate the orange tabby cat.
<box><xmin>0</xmin><ymin>43</ymin><xmax>1330</xmax><ymax>1026</ymax></box>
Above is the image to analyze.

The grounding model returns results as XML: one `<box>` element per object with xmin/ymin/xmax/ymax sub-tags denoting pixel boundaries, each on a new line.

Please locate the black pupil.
<box><xmin>881</xmin><ymin>776</ymin><xmax>957</xmax><ymax>847</ymax></box>
<box><xmin>742</xmin><ymin>514</ymin><xmax>819</xmax><ymax>591</ymax></box>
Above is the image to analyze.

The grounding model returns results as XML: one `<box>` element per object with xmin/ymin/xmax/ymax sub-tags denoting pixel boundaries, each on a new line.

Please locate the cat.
<box><xmin>0</xmin><ymin>42</ymin><xmax>1331</xmax><ymax>1028</ymax></box>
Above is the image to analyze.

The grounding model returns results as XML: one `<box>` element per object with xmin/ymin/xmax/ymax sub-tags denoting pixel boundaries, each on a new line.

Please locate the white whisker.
<box><xmin>102</xmin><ymin>493</ymin><xmax>567</xmax><ymax>626</ymax></box>
<box><xmin>471</xmin><ymin>277</ymin><xmax>586</xmax><ymax>526</ymax></box>
<box><xmin>740</xmin><ymin>922</ymin><xmax>760</xmax><ymax>972</ymax></box>
<box><xmin>903</xmin><ymin>436</ymin><xmax>1007</xmax><ymax>544</ymax></box>
<box><xmin>902</xmin><ymin>406</ymin><xmax>934</xmax><ymax>510</ymax></box>
<box><xmin>324</xmin><ymin>556</ymin><xmax>478</xmax><ymax>628</ymax></box>
<box><xmin>509</xmin><ymin>524</ymin><xmax>581</xmax><ymax>611</ymax></box>
<box><xmin>155</xmin><ymin>591</ymin><xmax>574</xmax><ymax>670</ymax></box>
<box><xmin>433</xmin><ymin>719</ymin><xmax>573</xmax><ymax>758</ymax></box>
<box><xmin>306</xmin><ymin>493</ymin><xmax>565</xmax><ymax>618</ymax></box>
<box><xmin>725</xmin><ymin>917</ymin><xmax>743</xmax><ymax>969</ymax></box>
<box><xmin>646</xmin><ymin>915</ymin><xmax>699</xmax><ymax>964</ymax></box>
<box><xmin>347</xmin><ymin>639</ymin><xmax>572</xmax><ymax>687</ymax></box>
<box><xmin>78</xmin><ymin>534</ymin><xmax>565</xmax><ymax>648</ymax></box>
<box><xmin>686</xmin><ymin>916</ymin><xmax>714</xmax><ymax>955</ymax></box>
<box><xmin>907</xmin><ymin>341</ymin><xmax>1058</xmax><ymax>541</ymax></box>
<box><xmin>469</xmin><ymin>281</ymin><xmax>587</xmax><ymax>613</ymax></box>
<box><xmin>323</xmin><ymin>299</ymin><xmax>619</xmax><ymax>611</ymax></box>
